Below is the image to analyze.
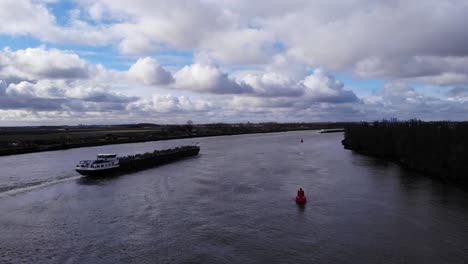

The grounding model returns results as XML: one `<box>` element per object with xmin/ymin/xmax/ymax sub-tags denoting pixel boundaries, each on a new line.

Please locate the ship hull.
<box><xmin>75</xmin><ymin>167</ymin><xmax>120</xmax><ymax>176</ymax></box>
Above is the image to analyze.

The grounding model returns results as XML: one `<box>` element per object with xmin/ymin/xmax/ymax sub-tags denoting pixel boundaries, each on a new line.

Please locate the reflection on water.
<box><xmin>76</xmin><ymin>175</ymin><xmax>119</xmax><ymax>186</ymax></box>
<box><xmin>296</xmin><ymin>202</ymin><xmax>306</xmax><ymax>212</ymax></box>
<box><xmin>1</xmin><ymin>131</ymin><xmax>468</xmax><ymax>263</ymax></box>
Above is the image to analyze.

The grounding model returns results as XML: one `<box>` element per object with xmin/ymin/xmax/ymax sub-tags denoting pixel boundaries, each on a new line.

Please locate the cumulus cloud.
<box><xmin>5</xmin><ymin>0</ymin><xmax>468</xmax><ymax>84</ymax></box>
<box><xmin>226</xmin><ymin>95</ymin><xmax>367</xmax><ymax>122</ymax></box>
<box><xmin>237</xmin><ymin>68</ymin><xmax>358</xmax><ymax>103</ymax></box>
<box><xmin>0</xmin><ymin>47</ymin><xmax>137</xmax><ymax>113</ymax></box>
<box><xmin>199</xmin><ymin>28</ymin><xmax>276</xmax><ymax>64</ymax></box>
<box><xmin>240</xmin><ymin>71</ymin><xmax>304</xmax><ymax>97</ymax></box>
<box><xmin>302</xmin><ymin>69</ymin><xmax>358</xmax><ymax>103</ymax></box>
<box><xmin>6</xmin><ymin>80</ymin><xmax>136</xmax><ymax>102</ymax></box>
<box><xmin>0</xmin><ymin>47</ymin><xmax>90</xmax><ymax>81</ymax></box>
<box><xmin>356</xmin><ymin>82</ymin><xmax>468</xmax><ymax>120</ymax></box>
<box><xmin>223</xmin><ymin>81</ymin><xmax>468</xmax><ymax>122</ymax></box>
<box><xmin>105</xmin><ymin>0</ymin><xmax>468</xmax><ymax>84</ymax></box>
<box><xmin>172</xmin><ymin>63</ymin><xmax>253</xmax><ymax>94</ymax></box>
<box><xmin>264</xmin><ymin>1</ymin><xmax>468</xmax><ymax>69</ymax></box>
<box><xmin>0</xmin><ymin>0</ymin><xmax>56</xmax><ymax>37</ymax></box>
<box><xmin>0</xmin><ymin>0</ymin><xmax>113</xmax><ymax>45</ymax></box>
<box><xmin>2</xmin><ymin>0</ymin><xmax>468</xmax><ymax>124</ymax></box>
<box><xmin>128</xmin><ymin>57</ymin><xmax>174</xmax><ymax>85</ymax></box>
<box><xmin>168</xmin><ymin>57</ymin><xmax>357</xmax><ymax>102</ymax></box>
<box><xmin>1</xmin><ymin>79</ymin><xmax>138</xmax><ymax>111</ymax></box>
<box><xmin>118</xmin><ymin>34</ymin><xmax>160</xmax><ymax>55</ymax></box>
<box><xmin>355</xmin><ymin>55</ymin><xmax>468</xmax><ymax>85</ymax></box>
<box><xmin>127</xmin><ymin>94</ymin><xmax>213</xmax><ymax>113</ymax></box>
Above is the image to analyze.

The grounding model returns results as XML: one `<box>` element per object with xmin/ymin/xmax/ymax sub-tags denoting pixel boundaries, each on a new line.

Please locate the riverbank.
<box><xmin>0</xmin><ymin>122</ymin><xmax>348</xmax><ymax>156</ymax></box>
<box><xmin>342</xmin><ymin>121</ymin><xmax>468</xmax><ymax>184</ymax></box>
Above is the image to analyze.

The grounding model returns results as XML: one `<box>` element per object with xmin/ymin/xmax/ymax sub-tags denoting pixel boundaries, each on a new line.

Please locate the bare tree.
<box><xmin>186</xmin><ymin>120</ymin><xmax>194</xmax><ymax>133</ymax></box>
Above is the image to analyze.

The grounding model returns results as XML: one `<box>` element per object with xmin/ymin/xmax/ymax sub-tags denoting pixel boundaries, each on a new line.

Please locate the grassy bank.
<box><xmin>0</xmin><ymin>122</ymin><xmax>347</xmax><ymax>156</ymax></box>
<box><xmin>342</xmin><ymin>120</ymin><xmax>468</xmax><ymax>183</ymax></box>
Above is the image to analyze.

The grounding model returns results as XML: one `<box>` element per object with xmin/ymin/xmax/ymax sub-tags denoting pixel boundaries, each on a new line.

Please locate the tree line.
<box><xmin>342</xmin><ymin>120</ymin><xmax>468</xmax><ymax>183</ymax></box>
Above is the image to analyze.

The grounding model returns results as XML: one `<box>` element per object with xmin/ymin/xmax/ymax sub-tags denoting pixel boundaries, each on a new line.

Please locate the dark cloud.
<box><xmin>0</xmin><ymin>80</ymin><xmax>6</xmax><ymax>96</ymax></box>
<box><xmin>2</xmin><ymin>1</ymin><xmax>468</xmax><ymax>123</ymax></box>
<box><xmin>355</xmin><ymin>56</ymin><xmax>468</xmax><ymax>86</ymax></box>
<box><xmin>83</xmin><ymin>93</ymin><xmax>138</xmax><ymax>103</ymax></box>
<box><xmin>311</xmin><ymin>89</ymin><xmax>358</xmax><ymax>104</ymax></box>
<box><xmin>0</xmin><ymin>96</ymin><xmax>66</xmax><ymax>111</ymax></box>
<box><xmin>0</xmin><ymin>79</ymin><xmax>138</xmax><ymax>112</ymax></box>
<box><xmin>448</xmin><ymin>87</ymin><xmax>468</xmax><ymax>97</ymax></box>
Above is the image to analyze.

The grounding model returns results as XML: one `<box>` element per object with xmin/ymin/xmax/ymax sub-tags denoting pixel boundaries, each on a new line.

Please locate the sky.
<box><xmin>1</xmin><ymin>0</ymin><xmax>468</xmax><ymax>125</ymax></box>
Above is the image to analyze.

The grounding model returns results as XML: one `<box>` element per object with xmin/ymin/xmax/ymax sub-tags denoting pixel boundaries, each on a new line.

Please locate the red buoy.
<box><xmin>296</xmin><ymin>188</ymin><xmax>307</xmax><ymax>203</ymax></box>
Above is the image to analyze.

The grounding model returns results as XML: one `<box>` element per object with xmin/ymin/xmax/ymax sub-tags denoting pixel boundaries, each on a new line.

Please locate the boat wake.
<box><xmin>0</xmin><ymin>175</ymin><xmax>80</xmax><ymax>197</ymax></box>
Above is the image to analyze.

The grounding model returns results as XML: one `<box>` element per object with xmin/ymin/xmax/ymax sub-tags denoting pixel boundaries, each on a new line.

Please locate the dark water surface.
<box><xmin>1</xmin><ymin>131</ymin><xmax>468</xmax><ymax>263</ymax></box>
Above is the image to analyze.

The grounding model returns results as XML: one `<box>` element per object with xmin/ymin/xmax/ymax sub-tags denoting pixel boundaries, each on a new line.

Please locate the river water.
<box><xmin>1</xmin><ymin>131</ymin><xmax>468</xmax><ymax>263</ymax></box>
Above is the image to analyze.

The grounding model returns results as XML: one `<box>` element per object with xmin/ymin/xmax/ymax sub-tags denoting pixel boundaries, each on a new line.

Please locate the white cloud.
<box><xmin>6</xmin><ymin>79</ymin><xmax>135</xmax><ymax>102</ymax></box>
<box><xmin>0</xmin><ymin>0</ymin><xmax>55</xmax><ymax>37</ymax></box>
<box><xmin>128</xmin><ymin>57</ymin><xmax>174</xmax><ymax>85</ymax></box>
<box><xmin>355</xmin><ymin>82</ymin><xmax>468</xmax><ymax>120</ymax></box>
<box><xmin>0</xmin><ymin>47</ymin><xmax>137</xmax><ymax>113</ymax></box>
<box><xmin>4</xmin><ymin>0</ymin><xmax>468</xmax><ymax>85</ymax></box>
<box><xmin>355</xmin><ymin>55</ymin><xmax>468</xmax><ymax>85</ymax></box>
<box><xmin>117</xmin><ymin>32</ymin><xmax>161</xmax><ymax>55</ymax></box>
<box><xmin>237</xmin><ymin>67</ymin><xmax>357</xmax><ymax>103</ymax></box>
<box><xmin>127</xmin><ymin>94</ymin><xmax>213</xmax><ymax>113</ymax></box>
<box><xmin>264</xmin><ymin>1</ymin><xmax>468</xmax><ymax>69</ymax></box>
<box><xmin>0</xmin><ymin>0</ymin><xmax>113</xmax><ymax>45</ymax></box>
<box><xmin>302</xmin><ymin>69</ymin><xmax>358</xmax><ymax>103</ymax></box>
<box><xmin>199</xmin><ymin>28</ymin><xmax>276</xmax><ymax>64</ymax></box>
<box><xmin>172</xmin><ymin>63</ymin><xmax>252</xmax><ymax>94</ymax></box>
<box><xmin>0</xmin><ymin>47</ymin><xmax>90</xmax><ymax>81</ymax></box>
<box><xmin>2</xmin><ymin>79</ymin><xmax>137</xmax><ymax>111</ymax></box>
<box><xmin>2</xmin><ymin>0</ymin><xmax>468</xmax><ymax>124</ymax></box>
<box><xmin>240</xmin><ymin>71</ymin><xmax>304</xmax><ymax>97</ymax></box>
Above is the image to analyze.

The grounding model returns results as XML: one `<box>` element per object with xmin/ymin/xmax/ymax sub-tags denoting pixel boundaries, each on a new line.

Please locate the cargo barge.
<box><xmin>319</xmin><ymin>128</ymin><xmax>345</xmax><ymax>133</ymax></box>
<box><xmin>75</xmin><ymin>145</ymin><xmax>200</xmax><ymax>176</ymax></box>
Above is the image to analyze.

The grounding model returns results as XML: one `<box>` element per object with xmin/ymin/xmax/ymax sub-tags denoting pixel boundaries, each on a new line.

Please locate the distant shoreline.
<box><xmin>0</xmin><ymin>130</ymin><xmax>306</xmax><ymax>156</ymax></box>
<box><xmin>0</xmin><ymin>123</ymin><xmax>347</xmax><ymax>157</ymax></box>
<box><xmin>319</xmin><ymin>128</ymin><xmax>345</xmax><ymax>133</ymax></box>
